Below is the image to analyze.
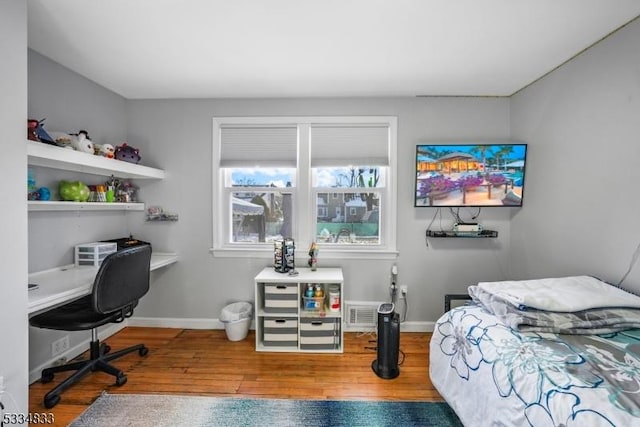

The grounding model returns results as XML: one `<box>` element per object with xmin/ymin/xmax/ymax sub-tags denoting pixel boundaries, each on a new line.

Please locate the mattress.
<box><xmin>430</xmin><ymin>303</ymin><xmax>640</xmax><ymax>426</ymax></box>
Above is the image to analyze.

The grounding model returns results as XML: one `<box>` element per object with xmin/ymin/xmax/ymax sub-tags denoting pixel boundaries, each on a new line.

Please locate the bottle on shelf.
<box><xmin>329</xmin><ymin>284</ymin><xmax>340</xmax><ymax>312</ymax></box>
<box><xmin>305</xmin><ymin>283</ymin><xmax>314</xmax><ymax>298</ymax></box>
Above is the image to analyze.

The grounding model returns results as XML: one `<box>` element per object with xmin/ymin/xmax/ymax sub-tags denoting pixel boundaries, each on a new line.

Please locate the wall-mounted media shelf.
<box><xmin>27</xmin><ymin>140</ymin><xmax>165</xmax><ymax>179</ymax></box>
<box><xmin>426</xmin><ymin>229</ymin><xmax>498</xmax><ymax>238</ymax></box>
<box><xmin>28</xmin><ymin>201</ymin><xmax>145</xmax><ymax>212</ymax></box>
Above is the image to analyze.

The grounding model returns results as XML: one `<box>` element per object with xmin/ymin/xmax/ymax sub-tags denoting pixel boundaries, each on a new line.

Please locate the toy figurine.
<box><xmin>38</xmin><ymin>187</ymin><xmax>51</xmax><ymax>201</ymax></box>
<box><xmin>27</xmin><ymin>118</ymin><xmax>55</xmax><ymax>145</ymax></box>
<box><xmin>308</xmin><ymin>242</ymin><xmax>318</xmax><ymax>271</ymax></box>
<box><xmin>95</xmin><ymin>143</ymin><xmax>115</xmax><ymax>158</ymax></box>
<box><xmin>71</xmin><ymin>130</ymin><xmax>94</xmax><ymax>154</ymax></box>
<box><xmin>114</xmin><ymin>142</ymin><xmax>141</xmax><ymax>164</ymax></box>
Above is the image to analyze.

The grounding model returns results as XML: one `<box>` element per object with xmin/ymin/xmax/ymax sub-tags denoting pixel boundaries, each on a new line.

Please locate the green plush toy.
<box><xmin>58</xmin><ymin>180</ymin><xmax>90</xmax><ymax>202</ymax></box>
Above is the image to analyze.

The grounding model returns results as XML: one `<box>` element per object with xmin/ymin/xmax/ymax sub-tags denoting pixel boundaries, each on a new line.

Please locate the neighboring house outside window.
<box><xmin>212</xmin><ymin>116</ymin><xmax>397</xmax><ymax>260</ymax></box>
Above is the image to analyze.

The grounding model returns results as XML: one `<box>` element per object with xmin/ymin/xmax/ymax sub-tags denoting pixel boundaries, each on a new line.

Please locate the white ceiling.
<box><xmin>27</xmin><ymin>0</ymin><xmax>640</xmax><ymax>99</ymax></box>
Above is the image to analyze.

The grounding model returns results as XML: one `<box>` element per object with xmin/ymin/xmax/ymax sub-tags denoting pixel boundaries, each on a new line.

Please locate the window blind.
<box><xmin>310</xmin><ymin>124</ymin><xmax>390</xmax><ymax>167</ymax></box>
<box><xmin>219</xmin><ymin>125</ymin><xmax>298</xmax><ymax>167</ymax></box>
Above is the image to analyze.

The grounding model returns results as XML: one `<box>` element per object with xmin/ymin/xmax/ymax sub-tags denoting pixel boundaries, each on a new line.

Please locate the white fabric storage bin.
<box><xmin>263</xmin><ymin>317</ymin><xmax>298</xmax><ymax>346</ymax></box>
<box><xmin>264</xmin><ymin>284</ymin><xmax>298</xmax><ymax>312</ymax></box>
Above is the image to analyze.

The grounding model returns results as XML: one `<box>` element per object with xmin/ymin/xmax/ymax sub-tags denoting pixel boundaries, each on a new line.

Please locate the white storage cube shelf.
<box><xmin>75</xmin><ymin>242</ymin><xmax>117</xmax><ymax>267</ymax></box>
<box><xmin>255</xmin><ymin>267</ymin><xmax>343</xmax><ymax>353</ymax></box>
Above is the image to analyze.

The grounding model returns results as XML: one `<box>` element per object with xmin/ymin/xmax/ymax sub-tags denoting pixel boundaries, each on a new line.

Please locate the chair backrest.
<box><xmin>92</xmin><ymin>245</ymin><xmax>152</xmax><ymax>315</ymax></box>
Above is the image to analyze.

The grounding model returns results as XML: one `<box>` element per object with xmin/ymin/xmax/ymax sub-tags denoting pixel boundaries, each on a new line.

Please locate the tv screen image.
<box><xmin>414</xmin><ymin>143</ymin><xmax>527</xmax><ymax>207</ymax></box>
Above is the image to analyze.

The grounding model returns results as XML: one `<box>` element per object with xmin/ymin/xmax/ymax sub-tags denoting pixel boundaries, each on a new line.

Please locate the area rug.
<box><xmin>70</xmin><ymin>393</ymin><xmax>463</xmax><ymax>427</ymax></box>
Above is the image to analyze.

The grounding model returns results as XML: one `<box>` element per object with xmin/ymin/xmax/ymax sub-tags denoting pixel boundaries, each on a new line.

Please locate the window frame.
<box><xmin>211</xmin><ymin>116</ymin><xmax>397</xmax><ymax>260</ymax></box>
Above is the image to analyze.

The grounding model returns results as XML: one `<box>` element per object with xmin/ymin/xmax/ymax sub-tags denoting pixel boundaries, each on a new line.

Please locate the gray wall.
<box><xmin>125</xmin><ymin>97</ymin><xmax>513</xmax><ymax>324</ymax></box>
<box><xmin>28</xmin><ymin>51</ymin><xmax>131</xmax><ymax>272</ymax></box>
<box><xmin>27</xmin><ymin>51</ymin><xmax>132</xmax><ymax>374</ymax></box>
<box><xmin>0</xmin><ymin>0</ymin><xmax>29</xmax><ymax>413</ymax></box>
<box><xmin>510</xmin><ymin>17</ymin><xmax>640</xmax><ymax>293</ymax></box>
<box><xmin>27</xmin><ymin>54</ymin><xmax>515</xmax><ymax>372</ymax></box>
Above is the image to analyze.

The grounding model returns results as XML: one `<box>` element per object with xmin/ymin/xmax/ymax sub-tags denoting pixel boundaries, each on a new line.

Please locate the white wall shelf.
<box><xmin>28</xmin><ymin>201</ymin><xmax>145</xmax><ymax>212</ymax></box>
<box><xmin>27</xmin><ymin>140</ymin><xmax>165</xmax><ymax>179</ymax></box>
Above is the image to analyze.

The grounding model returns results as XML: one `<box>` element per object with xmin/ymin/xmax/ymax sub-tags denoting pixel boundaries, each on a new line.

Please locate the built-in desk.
<box><xmin>28</xmin><ymin>253</ymin><xmax>178</xmax><ymax>315</ymax></box>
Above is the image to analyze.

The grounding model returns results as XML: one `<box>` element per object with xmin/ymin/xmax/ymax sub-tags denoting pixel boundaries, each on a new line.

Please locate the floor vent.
<box><xmin>345</xmin><ymin>301</ymin><xmax>382</xmax><ymax>328</ymax></box>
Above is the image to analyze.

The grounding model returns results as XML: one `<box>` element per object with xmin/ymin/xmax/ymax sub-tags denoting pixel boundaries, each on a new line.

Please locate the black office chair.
<box><xmin>30</xmin><ymin>245</ymin><xmax>152</xmax><ymax>408</ymax></box>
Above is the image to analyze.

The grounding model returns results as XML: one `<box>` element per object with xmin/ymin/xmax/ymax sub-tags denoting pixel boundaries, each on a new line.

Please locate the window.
<box><xmin>212</xmin><ymin>116</ymin><xmax>397</xmax><ymax>259</ymax></box>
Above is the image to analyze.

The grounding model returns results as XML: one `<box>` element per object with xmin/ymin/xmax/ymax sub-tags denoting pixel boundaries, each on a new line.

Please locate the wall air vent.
<box><xmin>345</xmin><ymin>301</ymin><xmax>382</xmax><ymax>329</ymax></box>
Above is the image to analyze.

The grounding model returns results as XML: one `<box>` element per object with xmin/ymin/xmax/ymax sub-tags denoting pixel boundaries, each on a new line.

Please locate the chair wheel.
<box><xmin>102</xmin><ymin>344</ymin><xmax>111</xmax><ymax>354</ymax></box>
<box><xmin>115</xmin><ymin>374</ymin><xmax>127</xmax><ymax>386</ymax></box>
<box><xmin>44</xmin><ymin>394</ymin><xmax>60</xmax><ymax>409</ymax></box>
<box><xmin>41</xmin><ymin>372</ymin><xmax>54</xmax><ymax>383</ymax></box>
<box><xmin>139</xmin><ymin>346</ymin><xmax>149</xmax><ymax>357</ymax></box>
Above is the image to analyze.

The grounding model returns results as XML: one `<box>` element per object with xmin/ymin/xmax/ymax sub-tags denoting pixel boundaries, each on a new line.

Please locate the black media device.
<box><xmin>102</xmin><ymin>236</ymin><xmax>151</xmax><ymax>251</ymax></box>
<box><xmin>372</xmin><ymin>302</ymin><xmax>400</xmax><ymax>379</ymax></box>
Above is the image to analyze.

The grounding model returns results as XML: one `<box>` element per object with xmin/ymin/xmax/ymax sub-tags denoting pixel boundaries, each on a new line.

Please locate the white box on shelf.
<box><xmin>75</xmin><ymin>242</ymin><xmax>117</xmax><ymax>267</ymax></box>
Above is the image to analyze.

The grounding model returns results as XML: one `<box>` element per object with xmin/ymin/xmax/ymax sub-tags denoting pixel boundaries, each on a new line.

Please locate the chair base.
<box><xmin>40</xmin><ymin>331</ymin><xmax>148</xmax><ymax>408</ymax></box>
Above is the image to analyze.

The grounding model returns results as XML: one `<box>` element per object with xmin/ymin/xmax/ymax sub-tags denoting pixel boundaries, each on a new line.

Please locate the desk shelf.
<box><xmin>28</xmin><ymin>253</ymin><xmax>178</xmax><ymax>315</ymax></box>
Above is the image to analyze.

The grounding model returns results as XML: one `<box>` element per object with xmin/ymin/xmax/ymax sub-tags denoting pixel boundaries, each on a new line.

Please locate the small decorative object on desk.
<box><xmin>308</xmin><ymin>241</ymin><xmax>318</xmax><ymax>271</ymax></box>
<box><xmin>146</xmin><ymin>206</ymin><xmax>179</xmax><ymax>221</ymax></box>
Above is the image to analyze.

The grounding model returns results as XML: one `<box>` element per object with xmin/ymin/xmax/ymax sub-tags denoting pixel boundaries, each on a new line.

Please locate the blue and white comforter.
<box><xmin>430</xmin><ymin>304</ymin><xmax>640</xmax><ymax>426</ymax></box>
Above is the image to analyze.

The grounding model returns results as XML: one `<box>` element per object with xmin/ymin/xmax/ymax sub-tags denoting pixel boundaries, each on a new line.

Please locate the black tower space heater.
<box><xmin>372</xmin><ymin>302</ymin><xmax>400</xmax><ymax>379</ymax></box>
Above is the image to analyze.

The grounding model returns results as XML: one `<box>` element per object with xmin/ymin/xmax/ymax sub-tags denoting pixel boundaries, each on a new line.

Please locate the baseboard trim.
<box><xmin>398</xmin><ymin>321</ymin><xmax>435</xmax><ymax>332</ymax></box>
<box><xmin>128</xmin><ymin>317</ymin><xmax>227</xmax><ymax>329</ymax></box>
<box><xmin>29</xmin><ymin>323</ymin><xmax>125</xmax><ymax>385</ymax></box>
<box><xmin>129</xmin><ymin>317</ymin><xmax>435</xmax><ymax>333</ymax></box>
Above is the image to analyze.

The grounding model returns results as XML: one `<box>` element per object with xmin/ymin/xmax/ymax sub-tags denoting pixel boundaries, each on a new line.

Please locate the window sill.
<box><xmin>209</xmin><ymin>247</ymin><xmax>398</xmax><ymax>260</ymax></box>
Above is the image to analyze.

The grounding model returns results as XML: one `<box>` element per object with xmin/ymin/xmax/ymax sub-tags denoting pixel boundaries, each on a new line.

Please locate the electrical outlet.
<box><xmin>400</xmin><ymin>285</ymin><xmax>408</xmax><ymax>298</ymax></box>
<box><xmin>51</xmin><ymin>335</ymin><xmax>69</xmax><ymax>357</ymax></box>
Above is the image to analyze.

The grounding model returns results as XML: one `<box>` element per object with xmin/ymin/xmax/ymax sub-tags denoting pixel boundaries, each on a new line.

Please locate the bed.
<box><xmin>429</xmin><ymin>276</ymin><xmax>640</xmax><ymax>426</ymax></box>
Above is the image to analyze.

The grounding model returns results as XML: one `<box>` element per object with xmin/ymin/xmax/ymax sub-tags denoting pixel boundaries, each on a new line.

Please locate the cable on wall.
<box><xmin>400</xmin><ymin>294</ymin><xmax>408</xmax><ymax>322</ymax></box>
<box><xmin>425</xmin><ymin>208</ymin><xmax>443</xmax><ymax>247</ymax></box>
<box><xmin>471</xmin><ymin>207</ymin><xmax>482</xmax><ymax>220</ymax></box>
<box><xmin>617</xmin><ymin>240</ymin><xmax>640</xmax><ymax>286</ymax></box>
<box><xmin>449</xmin><ymin>207</ymin><xmax>462</xmax><ymax>224</ymax></box>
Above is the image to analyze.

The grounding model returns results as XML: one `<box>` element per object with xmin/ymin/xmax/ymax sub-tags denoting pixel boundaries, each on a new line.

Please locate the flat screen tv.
<box><xmin>415</xmin><ymin>143</ymin><xmax>527</xmax><ymax>207</ymax></box>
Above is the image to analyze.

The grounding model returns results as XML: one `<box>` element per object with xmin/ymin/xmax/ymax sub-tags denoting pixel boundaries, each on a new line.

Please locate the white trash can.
<box><xmin>220</xmin><ymin>301</ymin><xmax>252</xmax><ymax>341</ymax></box>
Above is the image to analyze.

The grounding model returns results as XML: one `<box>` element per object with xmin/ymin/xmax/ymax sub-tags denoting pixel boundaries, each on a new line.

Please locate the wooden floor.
<box><xmin>29</xmin><ymin>328</ymin><xmax>443</xmax><ymax>425</ymax></box>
